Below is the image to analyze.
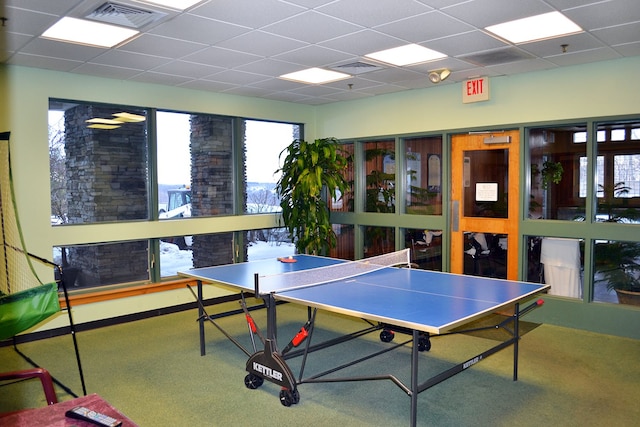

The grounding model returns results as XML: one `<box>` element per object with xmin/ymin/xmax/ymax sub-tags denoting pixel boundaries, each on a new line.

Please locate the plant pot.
<box><xmin>615</xmin><ymin>289</ymin><xmax>640</xmax><ymax>306</ymax></box>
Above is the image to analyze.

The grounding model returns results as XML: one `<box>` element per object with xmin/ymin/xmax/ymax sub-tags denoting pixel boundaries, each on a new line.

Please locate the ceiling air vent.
<box><xmin>85</xmin><ymin>2</ymin><xmax>167</xmax><ymax>29</ymax></box>
<box><xmin>331</xmin><ymin>61</ymin><xmax>385</xmax><ymax>75</ymax></box>
<box><xmin>461</xmin><ymin>47</ymin><xmax>533</xmax><ymax>67</ymax></box>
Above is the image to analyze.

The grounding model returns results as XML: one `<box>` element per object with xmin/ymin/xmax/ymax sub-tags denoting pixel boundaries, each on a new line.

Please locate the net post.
<box><xmin>254</xmin><ymin>273</ymin><xmax>260</xmax><ymax>296</ymax></box>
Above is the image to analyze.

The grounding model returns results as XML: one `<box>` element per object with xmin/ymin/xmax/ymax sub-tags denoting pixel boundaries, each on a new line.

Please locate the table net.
<box><xmin>257</xmin><ymin>249</ymin><xmax>410</xmax><ymax>294</ymax></box>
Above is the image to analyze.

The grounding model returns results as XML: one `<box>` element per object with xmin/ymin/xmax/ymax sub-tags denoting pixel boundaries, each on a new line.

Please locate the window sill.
<box><xmin>59</xmin><ymin>279</ymin><xmax>198</xmax><ymax>308</ymax></box>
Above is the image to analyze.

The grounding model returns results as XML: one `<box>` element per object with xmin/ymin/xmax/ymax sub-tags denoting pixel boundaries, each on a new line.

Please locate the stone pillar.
<box><xmin>189</xmin><ymin>115</ymin><xmax>237</xmax><ymax>267</ymax></box>
<box><xmin>63</xmin><ymin>105</ymin><xmax>148</xmax><ymax>286</ymax></box>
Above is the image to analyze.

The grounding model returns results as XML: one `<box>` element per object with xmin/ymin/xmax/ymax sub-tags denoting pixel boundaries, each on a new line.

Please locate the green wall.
<box><xmin>314</xmin><ymin>56</ymin><xmax>640</xmax><ymax>340</ymax></box>
<box><xmin>1</xmin><ymin>57</ymin><xmax>639</xmax><ymax>339</ymax></box>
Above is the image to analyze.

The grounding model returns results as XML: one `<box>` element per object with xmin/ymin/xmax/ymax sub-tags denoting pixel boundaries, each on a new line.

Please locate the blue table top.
<box><xmin>180</xmin><ymin>255</ymin><xmax>549</xmax><ymax>334</ymax></box>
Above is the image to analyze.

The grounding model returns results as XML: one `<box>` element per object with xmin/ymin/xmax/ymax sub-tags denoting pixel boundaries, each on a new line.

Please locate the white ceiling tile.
<box><xmin>592</xmin><ymin>22</ymin><xmax>640</xmax><ymax>46</ymax></box>
<box><xmin>317</xmin><ymin>0</ymin><xmax>433</xmax><ymax>28</ymax></box>
<box><xmin>149</xmin><ymin>14</ymin><xmax>249</xmax><ymax>44</ymax></box>
<box><xmin>374</xmin><ymin>11</ymin><xmax>475</xmax><ymax>42</ymax></box>
<box><xmin>192</xmin><ymin>0</ymin><xmax>306</xmax><ymax>28</ymax></box>
<box><xmin>151</xmin><ymin>60</ymin><xmax>225</xmax><ymax>79</ymax></box>
<box><xmin>543</xmin><ymin>46</ymin><xmax>623</xmax><ymax>66</ymax></box>
<box><xmin>119</xmin><ymin>34</ymin><xmax>206</xmax><ymax>58</ymax></box>
<box><xmin>71</xmin><ymin>63</ymin><xmax>144</xmax><ymax>80</ymax></box>
<box><xmin>90</xmin><ymin>50</ymin><xmax>169</xmax><ymax>70</ymax></box>
<box><xmin>205</xmin><ymin>69</ymin><xmax>271</xmax><ymax>85</ymax></box>
<box><xmin>262</xmin><ymin>11</ymin><xmax>362</xmax><ymax>44</ymax></box>
<box><xmin>563</xmin><ymin>0</ymin><xmax>640</xmax><ymax>30</ymax></box>
<box><xmin>129</xmin><ymin>71</ymin><xmax>194</xmax><ymax>85</ymax></box>
<box><xmin>428</xmin><ymin>31</ymin><xmax>508</xmax><ymax>57</ymax></box>
<box><xmin>4</xmin><ymin>6</ymin><xmax>61</xmax><ymax>36</ymax></box>
<box><xmin>19</xmin><ymin>37</ymin><xmax>104</xmax><ymax>61</ymax></box>
<box><xmin>272</xmin><ymin>45</ymin><xmax>355</xmax><ymax>67</ymax></box>
<box><xmin>181</xmin><ymin>46</ymin><xmax>262</xmax><ymax>68</ymax></box>
<box><xmin>4</xmin><ymin>0</ymin><xmax>639</xmax><ymax>104</ymax></box>
<box><xmin>518</xmin><ymin>32</ymin><xmax>606</xmax><ymax>58</ymax></box>
<box><xmin>614</xmin><ymin>41</ymin><xmax>640</xmax><ymax>57</ymax></box>
<box><xmin>319</xmin><ymin>30</ymin><xmax>406</xmax><ymax>56</ymax></box>
<box><xmin>485</xmin><ymin>58</ymin><xmax>557</xmax><ymax>75</ymax></box>
<box><xmin>179</xmin><ymin>79</ymin><xmax>239</xmax><ymax>92</ymax></box>
<box><xmin>442</xmin><ymin>0</ymin><xmax>553</xmax><ymax>28</ymax></box>
<box><xmin>216</xmin><ymin>31</ymin><xmax>307</xmax><ymax>57</ymax></box>
<box><xmin>5</xmin><ymin>0</ymin><xmax>78</xmax><ymax>14</ymax></box>
<box><xmin>7</xmin><ymin>52</ymin><xmax>82</xmax><ymax>71</ymax></box>
<box><xmin>234</xmin><ymin>59</ymin><xmax>306</xmax><ymax>77</ymax></box>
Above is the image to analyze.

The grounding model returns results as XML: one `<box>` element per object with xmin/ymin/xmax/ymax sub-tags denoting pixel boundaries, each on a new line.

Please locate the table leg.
<box><xmin>410</xmin><ymin>329</ymin><xmax>419</xmax><ymax>427</ymax></box>
<box><xmin>198</xmin><ymin>280</ymin><xmax>205</xmax><ymax>356</ymax></box>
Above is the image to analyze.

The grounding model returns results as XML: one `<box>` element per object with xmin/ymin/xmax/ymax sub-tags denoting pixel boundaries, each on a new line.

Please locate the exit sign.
<box><xmin>462</xmin><ymin>77</ymin><xmax>489</xmax><ymax>103</ymax></box>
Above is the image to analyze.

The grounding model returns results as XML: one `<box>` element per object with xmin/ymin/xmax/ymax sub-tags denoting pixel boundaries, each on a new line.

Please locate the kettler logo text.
<box><xmin>253</xmin><ymin>362</ymin><xmax>283</xmax><ymax>381</ymax></box>
<box><xmin>463</xmin><ymin>356</ymin><xmax>482</xmax><ymax>370</ymax></box>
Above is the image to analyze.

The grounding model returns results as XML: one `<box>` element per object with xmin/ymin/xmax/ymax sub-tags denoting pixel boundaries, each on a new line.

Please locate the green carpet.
<box><xmin>1</xmin><ymin>302</ymin><xmax>639</xmax><ymax>426</ymax></box>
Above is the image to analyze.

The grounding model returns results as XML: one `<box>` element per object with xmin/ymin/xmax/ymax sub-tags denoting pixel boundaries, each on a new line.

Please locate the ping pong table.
<box><xmin>180</xmin><ymin>249</ymin><xmax>549</xmax><ymax>426</ymax></box>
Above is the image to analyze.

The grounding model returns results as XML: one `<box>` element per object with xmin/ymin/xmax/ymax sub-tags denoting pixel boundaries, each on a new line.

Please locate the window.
<box><xmin>404</xmin><ymin>228</ymin><xmax>442</xmax><ymax>271</ymax></box>
<box><xmin>363</xmin><ymin>140</ymin><xmax>395</xmax><ymax>213</ymax></box>
<box><xmin>528</xmin><ymin>126</ymin><xmax>586</xmax><ymax>220</ymax></box>
<box><xmin>54</xmin><ymin>241</ymin><xmax>150</xmax><ymax>288</ymax></box>
<box><xmin>49</xmin><ymin>99</ymin><xmax>303</xmax><ymax>288</ymax></box>
<box><xmin>245</xmin><ymin>228</ymin><xmax>294</xmax><ymax>261</ymax></box>
<box><xmin>595</xmin><ymin>120</ymin><xmax>640</xmax><ymax>222</ymax></box>
<box><xmin>244</xmin><ymin>120</ymin><xmax>301</xmax><ymax>214</ymax></box>
<box><xmin>157</xmin><ymin>111</ymin><xmax>191</xmax><ymax>220</ymax></box>
<box><xmin>329</xmin><ymin>142</ymin><xmax>354</xmax><ymax>212</ymax></box>
<box><xmin>363</xmin><ymin>225</ymin><xmax>395</xmax><ymax>258</ymax></box>
<box><xmin>593</xmin><ymin>240</ymin><xmax>640</xmax><ymax>305</ymax></box>
<box><xmin>579</xmin><ymin>156</ymin><xmax>604</xmax><ymax>198</ymax></box>
<box><xmin>404</xmin><ymin>136</ymin><xmax>442</xmax><ymax>215</ymax></box>
<box><xmin>49</xmin><ymin>101</ymin><xmax>150</xmax><ymax>225</ymax></box>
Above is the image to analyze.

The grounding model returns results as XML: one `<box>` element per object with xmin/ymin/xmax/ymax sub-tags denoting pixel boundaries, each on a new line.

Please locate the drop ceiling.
<box><xmin>1</xmin><ymin>0</ymin><xmax>639</xmax><ymax>105</ymax></box>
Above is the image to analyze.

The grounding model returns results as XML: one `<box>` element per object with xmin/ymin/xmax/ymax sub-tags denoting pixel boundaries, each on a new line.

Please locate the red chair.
<box><xmin>0</xmin><ymin>368</ymin><xmax>58</xmax><ymax>407</ymax></box>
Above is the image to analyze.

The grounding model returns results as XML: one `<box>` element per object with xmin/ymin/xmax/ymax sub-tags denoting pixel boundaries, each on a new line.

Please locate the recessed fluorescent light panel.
<box><xmin>485</xmin><ymin>12</ymin><xmax>583</xmax><ymax>44</ymax></box>
<box><xmin>138</xmin><ymin>0</ymin><xmax>203</xmax><ymax>10</ymax></box>
<box><xmin>365</xmin><ymin>44</ymin><xmax>447</xmax><ymax>66</ymax></box>
<box><xmin>280</xmin><ymin>68</ymin><xmax>351</xmax><ymax>84</ymax></box>
<box><xmin>42</xmin><ymin>17</ymin><xmax>139</xmax><ymax>48</ymax></box>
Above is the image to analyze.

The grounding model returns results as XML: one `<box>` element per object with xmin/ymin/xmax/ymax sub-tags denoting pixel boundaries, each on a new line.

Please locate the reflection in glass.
<box><xmin>405</xmin><ymin>137</ymin><xmax>442</xmax><ymax>215</ymax></box>
<box><xmin>364</xmin><ymin>226</ymin><xmax>395</xmax><ymax>258</ymax></box>
<box><xmin>462</xmin><ymin>150</ymin><xmax>508</xmax><ymax>218</ymax></box>
<box><xmin>405</xmin><ymin>228</ymin><xmax>442</xmax><ymax>271</ymax></box>
<box><xmin>364</xmin><ymin>140</ymin><xmax>395</xmax><ymax>213</ymax></box>
<box><xmin>329</xmin><ymin>143</ymin><xmax>354</xmax><ymax>212</ymax></box>
<box><xmin>53</xmin><ymin>241</ymin><xmax>149</xmax><ymax>289</ymax></box>
<box><xmin>528</xmin><ymin>125</ymin><xmax>586</xmax><ymax>220</ymax></box>
<box><xmin>463</xmin><ymin>232</ymin><xmax>507</xmax><ymax>279</ymax></box>
<box><xmin>330</xmin><ymin>224</ymin><xmax>354</xmax><ymax>260</ymax></box>
<box><xmin>593</xmin><ymin>240</ymin><xmax>640</xmax><ymax>305</ymax></box>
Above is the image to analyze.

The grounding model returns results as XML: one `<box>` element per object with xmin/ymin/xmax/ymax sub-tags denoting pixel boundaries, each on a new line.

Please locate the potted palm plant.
<box><xmin>275</xmin><ymin>137</ymin><xmax>349</xmax><ymax>255</ymax></box>
<box><xmin>594</xmin><ymin>241</ymin><xmax>640</xmax><ymax>306</ymax></box>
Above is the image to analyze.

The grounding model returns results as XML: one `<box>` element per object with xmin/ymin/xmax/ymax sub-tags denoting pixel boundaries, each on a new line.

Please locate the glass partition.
<box><xmin>528</xmin><ymin>125</ymin><xmax>587</xmax><ymax>220</ymax></box>
<box><xmin>404</xmin><ymin>136</ymin><xmax>442</xmax><ymax>215</ymax></box>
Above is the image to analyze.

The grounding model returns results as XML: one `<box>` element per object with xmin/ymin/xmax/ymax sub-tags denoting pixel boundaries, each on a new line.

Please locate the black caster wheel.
<box><xmin>418</xmin><ymin>335</ymin><xmax>431</xmax><ymax>352</ymax></box>
<box><xmin>244</xmin><ymin>373</ymin><xmax>264</xmax><ymax>389</ymax></box>
<box><xmin>279</xmin><ymin>388</ymin><xmax>298</xmax><ymax>407</ymax></box>
<box><xmin>279</xmin><ymin>389</ymin><xmax>291</xmax><ymax>407</ymax></box>
<box><xmin>380</xmin><ymin>329</ymin><xmax>395</xmax><ymax>343</ymax></box>
<box><xmin>291</xmin><ymin>389</ymin><xmax>300</xmax><ymax>405</ymax></box>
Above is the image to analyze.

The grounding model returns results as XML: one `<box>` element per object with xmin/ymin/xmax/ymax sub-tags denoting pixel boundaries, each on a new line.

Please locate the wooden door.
<box><xmin>450</xmin><ymin>131</ymin><xmax>520</xmax><ymax>280</ymax></box>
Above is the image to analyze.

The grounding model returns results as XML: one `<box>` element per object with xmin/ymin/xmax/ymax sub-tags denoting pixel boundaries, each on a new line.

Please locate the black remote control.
<box><xmin>65</xmin><ymin>406</ymin><xmax>122</xmax><ymax>427</ymax></box>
